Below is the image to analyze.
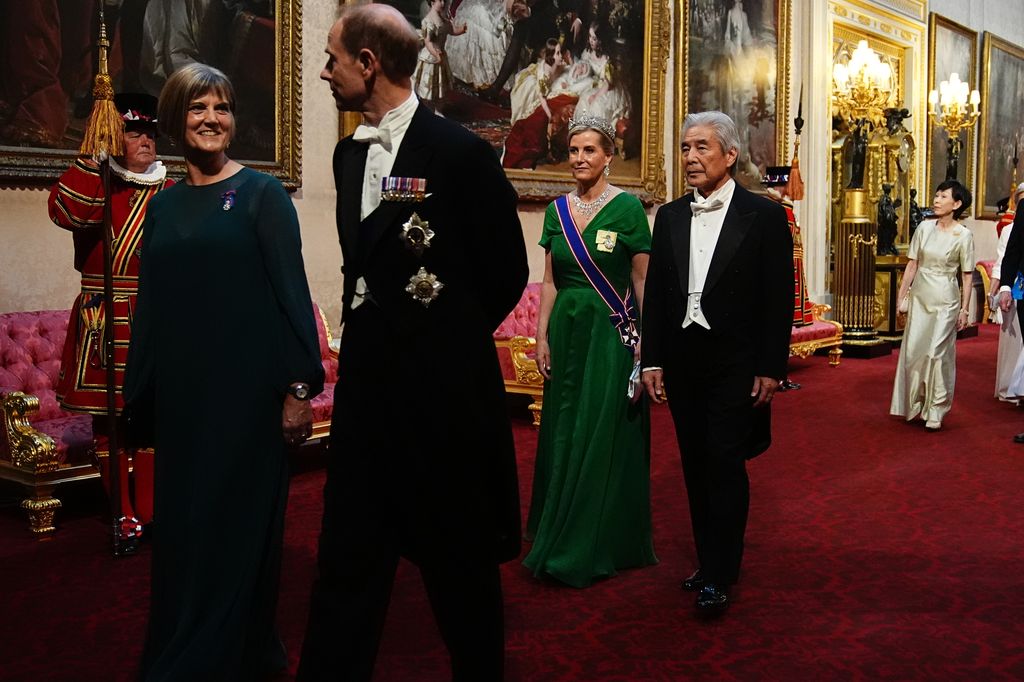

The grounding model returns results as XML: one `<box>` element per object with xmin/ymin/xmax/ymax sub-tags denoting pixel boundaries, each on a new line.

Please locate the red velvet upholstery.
<box><xmin>0</xmin><ymin>310</ymin><xmax>70</xmax><ymax>422</ymax></box>
<box><xmin>0</xmin><ymin>310</ymin><xmax>89</xmax><ymax>465</ymax></box>
<box><xmin>791</xmin><ymin>320</ymin><xmax>843</xmax><ymax>344</ymax></box>
<box><xmin>494</xmin><ymin>283</ymin><xmax>542</xmax><ymax>339</ymax></box>
<box><xmin>977</xmin><ymin>259</ymin><xmax>995</xmax><ymax>279</ymax></box>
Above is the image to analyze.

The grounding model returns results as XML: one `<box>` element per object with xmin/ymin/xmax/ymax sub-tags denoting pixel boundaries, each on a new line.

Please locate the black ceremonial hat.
<box><xmin>114</xmin><ymin>92</ymin><xmax>159</xmax><ymax>128</ymax></box>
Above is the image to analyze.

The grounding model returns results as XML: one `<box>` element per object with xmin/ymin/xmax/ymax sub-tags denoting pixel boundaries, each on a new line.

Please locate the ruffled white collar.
<box><xmin>109</xmin><ymin>158</ymin><xmax>167</xmax><ymax>186</ymax></box>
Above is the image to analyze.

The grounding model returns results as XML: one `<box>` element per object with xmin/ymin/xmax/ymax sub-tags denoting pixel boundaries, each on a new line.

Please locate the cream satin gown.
<box><xmin>993</xmin><ymin>222</ymin><xmax>1023</xmax><ymax>400</ymax></box>
<box><xmin>890</xmin><ymin>219</ymin><xmax>975</xmax><ymax>424</ymax></box>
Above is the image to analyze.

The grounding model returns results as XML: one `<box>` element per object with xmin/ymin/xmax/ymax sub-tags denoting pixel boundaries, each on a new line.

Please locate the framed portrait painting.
<box><xmin>674</xmin><ymin>0</ymin><xmax>790</xmax><ymax>197</ymax></box>
<box><xmin>0</xmin><ymin>0</ymin><xmax>302</xmax><ymax>188</ymax></box>
<box><xmin>977</xmin><ymin>32</ymin><xmax>1024</xmax><ymax>219</ymax></box>
<box><xmin>926</xmin><ymin>13</ymin><xmax>977</xmax><ymax>202</ymax></box>
<box><xmin>345</xmin><ymin>0</ymin><xmax>669</xmax><ymax>204</ymax></box>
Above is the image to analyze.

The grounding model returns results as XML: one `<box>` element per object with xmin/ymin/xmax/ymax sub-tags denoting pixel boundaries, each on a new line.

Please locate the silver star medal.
<box><xmin>406</xmin><ymin>267</ymin><xmax>444</xmax><ymax>306</ymax></box>
<box><xmin>401</xmin><ymin>213</ymin><xmax>435</xmax><ymax>256</ymax></box>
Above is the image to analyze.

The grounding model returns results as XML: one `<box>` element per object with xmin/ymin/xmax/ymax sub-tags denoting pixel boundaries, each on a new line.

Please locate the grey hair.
<box><xmin>681</xmin><ymin>111</ymin><xmax>740</xmax><ymax>177</ymax></box>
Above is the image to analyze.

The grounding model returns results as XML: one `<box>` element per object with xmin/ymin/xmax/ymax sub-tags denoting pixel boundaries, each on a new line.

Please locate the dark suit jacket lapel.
<box><xmin>360</xmin><ymin>105</ymin><xmax>436</xmax><ymax>260</ymax></box>
<box><xmin>704</xmin><ymin>185</ymin><xmax>755</xmax><ymax>296</ymax></box>
<box><xmin>340</xmin><ymin>140</ymin><xmax>368</xmax><ymax>262</ymax></box>
<box><xmin>672</xmin><ymin>194</ymin><xmax>694</xmax><ymax>296</ymax></box>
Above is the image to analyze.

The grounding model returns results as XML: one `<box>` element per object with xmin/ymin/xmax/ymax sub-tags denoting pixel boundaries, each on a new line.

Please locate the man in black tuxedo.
<box><xmin>298</xmin><ymin>5</ymin><xmax>528</xmax><ymax>680</ymax></box>
<box><xmin>641</xmin><ymin>111</ymin><xmax>792</xmax><ymax>613</ymax></box>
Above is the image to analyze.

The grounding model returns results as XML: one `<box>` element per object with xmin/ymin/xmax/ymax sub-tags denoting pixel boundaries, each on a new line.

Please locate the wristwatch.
<box><xmin>287</xmin><ymin>382</ymin><xmax>311</xmax><ymax>400</ymax></box>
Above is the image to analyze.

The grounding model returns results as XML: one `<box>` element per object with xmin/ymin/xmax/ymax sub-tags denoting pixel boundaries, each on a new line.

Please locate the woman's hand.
<box><xmin>536</xmin><ymin>338</ymin><xmax>552</xmax><ymax>380</ymax></box>
<box><xmin>283</xmin><ymin>394</ymin><xmax>313</xmax><ymax>446</ymax></box>
<box><xmin>956</xmin><ymin>309</ymin><xmax>969</xmax><ymax>331</ymax></box>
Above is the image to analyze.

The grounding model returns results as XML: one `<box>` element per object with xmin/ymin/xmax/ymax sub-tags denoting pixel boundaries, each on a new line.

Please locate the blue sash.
<box><xmin>555</xmin><ymin>194</ymin><xmax>639</xmax><ymax>351</ymax></box>
<box><xmin>1013</xmin><ymin>272</ymin><xmax>1024</xmax><ymax>300</ymax></box>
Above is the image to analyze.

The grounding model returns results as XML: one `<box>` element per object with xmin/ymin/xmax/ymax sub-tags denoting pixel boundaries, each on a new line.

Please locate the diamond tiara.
<box><xmin>567</xmin><ymin>114</ymin><xmax>615</xmax><ymax>142</ymax></box>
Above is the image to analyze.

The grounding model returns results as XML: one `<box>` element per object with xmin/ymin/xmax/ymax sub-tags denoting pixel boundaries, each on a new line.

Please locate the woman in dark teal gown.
<box><xmin>524</xmin><ymin>116</ymin><xmax>657</xmax><ymax>587</ymax></box>
<box><xmin>124</xmin><ymin>64</ymin><xmax>324</xmax><ymax>681</ymax></box>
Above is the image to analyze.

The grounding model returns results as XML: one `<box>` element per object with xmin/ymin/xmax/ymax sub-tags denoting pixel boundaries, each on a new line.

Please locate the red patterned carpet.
<box><xmin>3</xmin><ymin>324</ymin><xmax>1024</xmax><ymax>681</ymax></box>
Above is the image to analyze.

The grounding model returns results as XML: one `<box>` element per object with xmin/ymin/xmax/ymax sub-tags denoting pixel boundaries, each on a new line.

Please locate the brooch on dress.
<box><xmin>596</xmin><ymin>229</ymin><xmax>617</xmax><ymax>253</ymax></box>
<box><xmin>221</xmin><ymin>190</ymin><xmax>236</xmax><ymax>211</ymax></box>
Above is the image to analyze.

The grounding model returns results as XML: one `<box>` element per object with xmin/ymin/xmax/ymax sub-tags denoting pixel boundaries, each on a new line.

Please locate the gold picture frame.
<box><xmin>0</xmin><ymin>0</ymin><xmax>302</xmax><ymax>188</ymax></box>
<box><xmin>344</xmin><ymin>0</ymin><xmax>669</xmax><ymax>205</ymax></box>
<box><xmin>977</xmin><ymin>32</ymin><xmax>1024</xmax><ymax>219</ymax></box>
<box><xmin>926</xmin><ymin>13</ymin><xmax>977</xmax><ymax>201</ymax></box>
<box><xmin>674</xmin><ymin>0</ymin><xmax>791</xmax><ymax>198</ymax></box>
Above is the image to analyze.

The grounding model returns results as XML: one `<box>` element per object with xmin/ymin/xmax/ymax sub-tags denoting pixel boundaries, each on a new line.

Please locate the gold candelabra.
<box><xmin>928</xmin><ymin>72</ymin><xmax>980</xmax><ymax>181</ymax></box>
<box><xmin>832</xmin><ymin>40</ymin><xmax>894</xmax><ymax>128</ymax></box>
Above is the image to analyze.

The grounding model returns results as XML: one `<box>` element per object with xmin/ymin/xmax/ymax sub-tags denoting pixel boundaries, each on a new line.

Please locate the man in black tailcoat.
<box><xmin>641</xmin><ymin>111</ymin><xmax>793</xmax><ymax>614</ymax></box>
<box><xmin>298</xmin><ymin>4</ymin><xmax>528</xmax><ymax>680</ymax></box>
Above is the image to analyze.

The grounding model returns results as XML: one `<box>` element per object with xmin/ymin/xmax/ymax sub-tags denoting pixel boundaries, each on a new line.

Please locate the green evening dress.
<box><xmin>125</xmin><ymin>167</ymin><xmax>324</xmax><ymax>681</ymax></box>
<box><xmin>524</xmin><ymin>191</ymin><xmax>658</xmax><ymax>588</ymax></box>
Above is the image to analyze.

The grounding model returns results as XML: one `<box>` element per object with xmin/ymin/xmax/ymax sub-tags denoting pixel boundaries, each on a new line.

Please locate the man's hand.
<box><xmin>751</xmin><ymin>376</ymin><xmax>779</xmax><ymax>408</ymax></box>
<box><xmin>283</xmin><ymin>395</ymin><xmax>313</xmax><ymax>445</ymax></box>
<box><xmin>642</xmin><ymin>368</ymin><xmax>665</xmax><ymax>404</ymax></box>
<box><xmin>999</xmin><ymin>290</ymin><xmax>1013</xmax><ymax>313</ymax></box>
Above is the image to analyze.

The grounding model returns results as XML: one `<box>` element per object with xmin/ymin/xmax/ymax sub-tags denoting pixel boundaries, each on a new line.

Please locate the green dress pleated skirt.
<box><xmin>524</xmin><ymin>192</ymin><xmax>658</xmax><ymax>588</ymax></box>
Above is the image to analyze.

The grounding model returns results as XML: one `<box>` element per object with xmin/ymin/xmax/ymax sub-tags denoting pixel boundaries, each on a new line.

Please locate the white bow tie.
<box><xmin>691</xmin><ymin>198</ymin><xmax>725</xmax><ymax>216</ymax></box>
<box><xmin>353</xmin><ymin>123</ymin><xmax>392</xmax><ymax>151</ymax></box>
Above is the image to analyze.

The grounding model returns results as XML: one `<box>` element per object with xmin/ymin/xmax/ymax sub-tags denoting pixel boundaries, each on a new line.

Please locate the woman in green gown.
<box><xmin>524</xmin><ymin>115</ymin><xmax>658</xmax><ymax>587</ymax></box>
<box><xmin>124</xmin><ymin>64</ymin><xmax>324</xmax><ymax>680</ymax></box>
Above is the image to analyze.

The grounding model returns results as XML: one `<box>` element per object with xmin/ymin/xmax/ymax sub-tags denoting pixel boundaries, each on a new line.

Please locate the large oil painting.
<box><xmin>354</xmin><ymin>0</ymin><xmax>668</xmax><ymax>203</ymax></box>
<box><xmin>978</xmin><ymin>32</ymin><xmax>1024</xmax><ymax>219</ymax></box>
<box><xmin>926</xmin><ymin>13</ymin><xmax>977</xmax><ymax>202</ymax></box>
<box><xmin>0</xmin><ymin>0</ymin><xmax>301</xmax><ymax>187</ymax></box>
<box><xmin>675</xmin><ymin>0</ymin><xmax>790</xmax><ymax>196</ymax></box>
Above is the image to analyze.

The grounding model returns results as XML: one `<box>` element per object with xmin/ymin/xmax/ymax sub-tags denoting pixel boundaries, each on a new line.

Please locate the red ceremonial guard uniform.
<box><xmin>763</xmin><ymin>166</ymin><xmax>813</xmax><ymax>327</ymax></box>
<box><xmin>47</xmin><ymin>95</ymin><xmax>172</xmax><ymax>543</ymax></box>
<box><xmin>781</xmin><ymin>198</ymin><xmax>814</xmax><ymax>327</ymax></box>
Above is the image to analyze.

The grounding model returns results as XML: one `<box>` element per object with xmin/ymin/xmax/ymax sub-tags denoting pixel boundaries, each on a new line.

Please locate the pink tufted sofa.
<box><xmin>494</xmin><ymin>283</ymin><xmax>544</xmax><ymax>426</ymax></box>
<box><xmin>0</xmin><ymin>305</ymin><xmax>338</xmax><ymax>535</ymax></box>
<box><xmin>789</xmin><ymin>304</ymin><xmax>844</xmax><ymax>366</ymax></box>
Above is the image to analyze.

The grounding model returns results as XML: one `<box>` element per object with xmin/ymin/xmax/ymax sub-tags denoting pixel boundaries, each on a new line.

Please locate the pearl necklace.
<box><xmin>572</xmin><ymin>186</ymin><xmax>611</xmax><ymax>218</ymax></box>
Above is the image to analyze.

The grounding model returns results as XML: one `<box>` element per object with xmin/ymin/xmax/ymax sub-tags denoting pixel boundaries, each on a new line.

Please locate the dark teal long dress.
<box><xmin>125</xmin><ymin>167</ymin><xmax>324</xmax><ymax>681</ymax></box>
<box><xmin>524</xmin><ymin>191</ymin><xmax>658</xmax><ymax>588</ymax></box>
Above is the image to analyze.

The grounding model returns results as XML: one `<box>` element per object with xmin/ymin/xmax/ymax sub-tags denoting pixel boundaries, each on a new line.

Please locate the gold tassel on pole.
<box><xmin>785</xmin><ymin>84</ymin><xmax>805</xmax><ymax>201</ymax></box>
<box><xmin>786</xmin><ymin>140</ymin><xmax>805</xmax><ymax>201</ymax></box>
<box><xmin>79</xmin><ymin>6</ymin><xmax>124</xmax><ymax>159</ymax></box>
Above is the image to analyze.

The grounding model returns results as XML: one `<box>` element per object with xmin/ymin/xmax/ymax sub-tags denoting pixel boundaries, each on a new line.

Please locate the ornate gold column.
<box><xmin>832</xmin><ymin>190</ymin><xmax>892</xmax><ymax>356</ymax></box>
<box><xmin>833</xmin><ymin>189</ymin><xmax>876</xmax><ymax>336</ymax></box>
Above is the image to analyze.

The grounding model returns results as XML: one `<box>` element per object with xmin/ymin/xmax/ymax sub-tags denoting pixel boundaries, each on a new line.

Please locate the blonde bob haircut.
<box><xmin>157</xmin><ymin>63</ymin><xmax>236</xmax><ymax>146</ymax></box>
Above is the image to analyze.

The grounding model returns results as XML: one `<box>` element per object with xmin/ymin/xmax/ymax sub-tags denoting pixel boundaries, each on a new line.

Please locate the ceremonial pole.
<box><xmin>79</xmin><ymin>6</ymin><xmax>129</xmax><ymax>556</ymax></box>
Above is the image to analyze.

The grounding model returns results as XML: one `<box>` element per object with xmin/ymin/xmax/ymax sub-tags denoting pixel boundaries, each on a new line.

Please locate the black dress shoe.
<box><xmin>695</xmin><ymin>584</ymin><xmax>729</xmax><ymax>613</ymax></box>
<box><xmin>1013</xmin><ymin>432</ymin><xmax>1024</xmax><ymax>444</ymax></box>
<box><xmin>681</xmin><ymin>568</ymin><xmax>704</xmax><ymax>592</ymax></box>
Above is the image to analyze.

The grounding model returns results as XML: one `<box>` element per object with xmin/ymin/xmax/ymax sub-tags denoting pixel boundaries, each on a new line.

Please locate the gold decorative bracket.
<box><xmin>1</xmin><ymin>392</ymin><xmax>58</xmax><ymax>472</ymax></box>
<box><xmin>848</xmin><ymin>233</ymin><xmax>878</xmax><ymax>259</ymax></box>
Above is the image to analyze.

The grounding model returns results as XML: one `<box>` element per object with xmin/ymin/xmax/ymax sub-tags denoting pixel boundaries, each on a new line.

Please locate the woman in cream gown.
<box><xmin>989</xmin><ymin>217</ymin><xmax>1023</xmax><ymax>401</ymax></box>
<box><xmin>890</xmin><ymin>180</ymin><xmax>975</xmax><ymax>430</ymax></box>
